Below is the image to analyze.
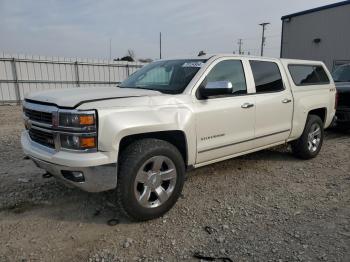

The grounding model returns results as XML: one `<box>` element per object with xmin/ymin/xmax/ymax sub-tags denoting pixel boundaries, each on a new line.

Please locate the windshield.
<box><xmin>119</xmin><ymin>59</ymin><xmax>206</xmax><ymax>94</ymax></box>
<box><xmin>332</xmin><ymin>64</ymin><xmax>350</xmax><ymax>82</ymax></box>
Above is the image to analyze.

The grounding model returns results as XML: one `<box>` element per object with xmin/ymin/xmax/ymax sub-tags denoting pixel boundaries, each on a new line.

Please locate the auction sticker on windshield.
<box><xmin>182</xmin><ymin>62</ymin><xmax>204</xmax><ymax>68</ymax></box>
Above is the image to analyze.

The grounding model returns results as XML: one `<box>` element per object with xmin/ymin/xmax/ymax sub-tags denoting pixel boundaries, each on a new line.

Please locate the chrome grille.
<box><xmin>29</xmin><ymin>128</ymin><xmax>55</xmax><ymax>149</ymax></box>
<box><xmin>23</xmin><ymin>101</ymin><xmax>97</xmax><ymax>153</ymax></box>
<box><xmin>24</xmin><ymin>108</ymin><xmax>52</xmax><ymax>124</ymax></box>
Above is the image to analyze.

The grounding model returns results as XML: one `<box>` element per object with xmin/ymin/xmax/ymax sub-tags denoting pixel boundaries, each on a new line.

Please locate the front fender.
<box><xmin>97</xmin><ymin>105</ymin><xmax>196</xmax><ymax>165</ymax></box>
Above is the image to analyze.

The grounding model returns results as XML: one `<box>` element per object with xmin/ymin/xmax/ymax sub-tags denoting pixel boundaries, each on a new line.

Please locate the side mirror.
<box><xmin>198</xmin><ymin>80</ymin><xmax>233</xmax><ymax>99</ymax></box>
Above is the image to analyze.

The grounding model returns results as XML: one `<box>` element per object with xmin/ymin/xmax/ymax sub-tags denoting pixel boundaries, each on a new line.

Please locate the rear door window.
<box><xmin>288</xmin><ymin>65</ymin><xmax>330</xmax><ymax>86</ymax></box>
<box><xmin>249</xmin><ymin>61</ymin><xmax>284</xmax><ymax>93</ymax></box>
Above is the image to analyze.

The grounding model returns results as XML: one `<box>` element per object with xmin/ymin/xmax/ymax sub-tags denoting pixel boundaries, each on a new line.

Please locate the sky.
<box><xmin>0</xmin><ymin>0</ymin><xmax>342</xmax><ymax>60</ymax></box>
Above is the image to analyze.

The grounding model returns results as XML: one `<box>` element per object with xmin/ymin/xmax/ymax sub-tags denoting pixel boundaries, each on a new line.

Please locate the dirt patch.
<box><xmin>0</xmin><ymin>105</ymin><xmax>349</xmax><ymax>261</ymax></box>
<box><xmin>0</xmin><ymin>201</ymin><xmax>44</xmax><ymax>214</ymax></box>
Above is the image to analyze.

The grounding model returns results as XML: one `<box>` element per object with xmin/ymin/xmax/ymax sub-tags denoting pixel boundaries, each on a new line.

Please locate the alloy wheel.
<box><xmin>134</xmin><ymin>156</ymin><xmax>177</xmax><ymax>208</ymax></box>
<box><xmin>307</xmin><ymin>123</ymin><xmax>321</xmax><ymax>153</ymax></box>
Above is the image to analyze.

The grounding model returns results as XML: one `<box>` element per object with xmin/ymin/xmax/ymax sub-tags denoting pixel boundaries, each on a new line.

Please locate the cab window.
<box><xmin>250</xmin><ymin>61</ymin><xmax>284</xmax><ymax>93</ymax></box>
<box><xmin>205</xmin><ymin>60</ymin><xmax>247</xmax><ymax>95</ymax></box>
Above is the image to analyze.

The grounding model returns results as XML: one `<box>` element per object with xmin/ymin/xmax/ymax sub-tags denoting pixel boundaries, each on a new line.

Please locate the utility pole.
<box><xmin>108</xmin><ymin>38</ymin><xmax>112</xmax><ymax>84</ymax></box>
<box><xmin>109</xmin><ymin>38</ymin><xmax>112</xmax><ymax>60</ymax></box>
<box><xmin>237</xmin><ymin>39</ymin><xmax>243</xmax><ymax>55</ymax></box>
<box><xmin>259</xmin><ymin>22</ymin><xmax>270</xmax><ymax>56</ymax></box>
<box><xmin>159</xmin><ymin>32</ymin><xmax>162</xmax><ymax>59</ymax></box>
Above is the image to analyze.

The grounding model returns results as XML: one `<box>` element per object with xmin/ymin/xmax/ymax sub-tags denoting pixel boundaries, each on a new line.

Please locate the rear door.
<box><xmin>248</xmin><ymin>60</ymin><xmax>293</xmax><ymax>147</ymax></box>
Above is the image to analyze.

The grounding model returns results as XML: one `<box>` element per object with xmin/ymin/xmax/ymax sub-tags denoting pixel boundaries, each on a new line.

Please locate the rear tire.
<box><xmin>116</xmin><ymin>138</ymin><xmax>185</xmax><ymax>221</ymax></box>
<box><xmin>291</xmin><ymin>115</ymin><xmax>324</xmax><ymax>160</ymax></box>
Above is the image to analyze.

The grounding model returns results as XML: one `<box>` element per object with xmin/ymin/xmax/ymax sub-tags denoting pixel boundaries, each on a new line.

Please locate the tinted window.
<box><xmin>206</xmin><ymin>60</ymin><xmax>247</xmax><ymax>95</ymax></box>
<box><xmin>250</xmin><ymin>61</ymin><xmax>284</xmax><ymax>93</ymax></box>
<box><xmin>332</xmin><ymin>64</ymin><xmax>350</xmax><ymax>82</ymax></box>
<box><xmin>120</xmin><ymin>59</ymin><xmax>206</xmax><ymax>94</ymax></box>
<box><xmin>333</xmin><ymin>60</ymin><xmax>350</xmax><ymax>72</ymax></box>
<box><xmin>288</xmin><ymin>65</ymin><xmax>330</xmax><ymax>85</ymax></box>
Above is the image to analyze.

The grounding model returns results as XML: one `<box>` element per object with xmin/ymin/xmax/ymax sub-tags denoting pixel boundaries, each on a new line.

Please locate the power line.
<box><xmin>245</xmin><ymin>47</ymin><xmax>280</xmax><ymax>51</ymax></box>
<box><xmin>233</xmin><ymin>34</ymin><xmax>281</xmax><ymax>42</ymax></box>
<box><xmin>242</xmin><ymin>34</ymin><xmax>281</xmax><ymax>41</ymax></box>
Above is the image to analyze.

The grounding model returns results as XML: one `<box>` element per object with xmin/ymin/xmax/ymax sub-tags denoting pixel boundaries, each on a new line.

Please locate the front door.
<box><xmin>194</xmin><ymin>59</ymin><xmax>256</xmax><ymax>164</ymax></box>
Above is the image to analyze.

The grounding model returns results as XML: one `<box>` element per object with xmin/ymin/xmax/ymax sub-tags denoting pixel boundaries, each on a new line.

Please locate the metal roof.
<box><xmin>281</xmin><ymin>0</ymin><xmax>350</xmax><ymax>20</ymax></box>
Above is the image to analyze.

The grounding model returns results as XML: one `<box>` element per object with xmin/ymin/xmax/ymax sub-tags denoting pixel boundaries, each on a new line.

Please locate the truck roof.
<box><xmin>162</xmin><ymin>53</ymin><xmax>325</xmax><ymax>65</ymax></box>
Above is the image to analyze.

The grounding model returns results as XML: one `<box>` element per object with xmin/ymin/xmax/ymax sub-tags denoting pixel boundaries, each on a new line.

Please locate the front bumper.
<box><xmin>31</xmin><ymin>156</ymin><xmax>117</xmax><ymax>192</ymax></box>
<box><xmin>21</xmin><ymin>131</ymin><xmax>117</xmax><ymax>192</ymax></box>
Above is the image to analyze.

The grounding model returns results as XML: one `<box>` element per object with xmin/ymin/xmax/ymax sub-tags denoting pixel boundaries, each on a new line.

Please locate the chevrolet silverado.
<box><xmin>21</xmin><ymin>54</ymin><xmax>337</xmax><ymax>220</ymax></box>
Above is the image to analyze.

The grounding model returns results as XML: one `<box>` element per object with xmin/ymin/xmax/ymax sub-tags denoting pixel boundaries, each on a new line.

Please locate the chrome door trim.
<box><xmin>198</xmin><ymin>129</ymin><xmax>290</xmax><ymax>154</ymax></box>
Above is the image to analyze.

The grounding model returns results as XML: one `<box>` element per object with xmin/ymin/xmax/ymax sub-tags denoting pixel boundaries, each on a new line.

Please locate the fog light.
<box><xmin>61</xmin><ymin>170</ymin><xmax>85</xmax><ymax>182</ymax></box>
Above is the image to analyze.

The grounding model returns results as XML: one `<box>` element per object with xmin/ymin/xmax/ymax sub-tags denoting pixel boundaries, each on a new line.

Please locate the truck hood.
<box><xmin>335</xmin><ymin>82</ymin><xmax>350</xmax><ymax>93</ymax></box>
<box><xmin>25</xmin><ymin>86</ymin><xmax>162</xmax><ymax>108</ymax></box>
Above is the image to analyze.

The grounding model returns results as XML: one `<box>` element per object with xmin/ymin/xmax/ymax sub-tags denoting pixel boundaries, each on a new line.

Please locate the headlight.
<box><xmin>58</xmin><ymin>110</ymin><xmax>97</xmax><ymax>151</ymax></box>
<box><xmin>59</xmin><ymin>112</ymin><xmax>96</xmax><ymax>130</ymax></box>
<box><xmin>60</xmin><ymin>134</ymin><xmax>97</xmax><ymax>150</ymax></box>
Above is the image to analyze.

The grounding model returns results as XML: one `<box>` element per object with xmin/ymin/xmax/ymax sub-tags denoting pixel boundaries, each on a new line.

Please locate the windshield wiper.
<box><xmin>119</xmin><ymin>86</ymin><xmax>165</xmax><ymax>93</ymax></box>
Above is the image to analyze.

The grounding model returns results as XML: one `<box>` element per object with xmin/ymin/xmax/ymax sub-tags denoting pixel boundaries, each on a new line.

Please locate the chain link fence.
<box><xmin>0</xmin><ymin>54</ymin><xmax>145</xmax><ymax>104</ymax></box>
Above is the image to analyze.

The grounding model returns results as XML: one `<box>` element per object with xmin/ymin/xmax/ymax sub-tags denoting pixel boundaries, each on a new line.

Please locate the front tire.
<box><xmin>291</xmin><ymin>115</ymin><xmax>324</xmax><ymax>159</ymax></box>
<box><xmin>116</xmin><ymin>138</ymin><xmax>185</xmax><ymax>221</ymax></box>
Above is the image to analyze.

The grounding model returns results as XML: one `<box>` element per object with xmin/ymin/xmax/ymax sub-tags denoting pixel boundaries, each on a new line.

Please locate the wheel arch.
<box><xmin>118</xmin><ymin>130</ymin><xmax>189</xmax><ymax>167</ymax></box>
<box><xmin>308</xmin><ymin>107</ymin><xmax>327</xmax><ymax>124</ymax></box>
<box><xmin>289</xmin><ymin>106</ymin><xmax>328</xmax><ymax>141</ymax></box>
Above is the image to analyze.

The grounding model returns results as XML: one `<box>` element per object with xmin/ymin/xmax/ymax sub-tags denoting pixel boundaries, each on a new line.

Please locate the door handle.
<box><xmin>241</xmin><ymin>103</ymin><xmax>254</xmax><ymax>109</ymax></box>
<box><xmin>282</xmin><ymin>98</ymin><xmax>292</xmax><ymax>104</ymax></box>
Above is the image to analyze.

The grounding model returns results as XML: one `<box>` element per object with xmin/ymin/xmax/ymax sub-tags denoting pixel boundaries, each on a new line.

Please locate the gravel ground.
<box><xmin>0</xmin><ymin>105</ymin><xmax>349</xmax><ymax>262</ymax></box>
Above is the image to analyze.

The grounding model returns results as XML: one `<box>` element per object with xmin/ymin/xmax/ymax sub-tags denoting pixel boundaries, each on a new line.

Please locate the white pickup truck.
<box><xmin>21</xmin><ymin>54</ymin><xmax>336</xmax><ymax>220</ymax></box>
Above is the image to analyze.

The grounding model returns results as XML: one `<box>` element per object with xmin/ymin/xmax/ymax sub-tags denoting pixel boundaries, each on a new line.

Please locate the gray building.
<box><xmin>281</xmin><ymin>1</ymin><xmax>350</xmax><ymax>71</ymax></box>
